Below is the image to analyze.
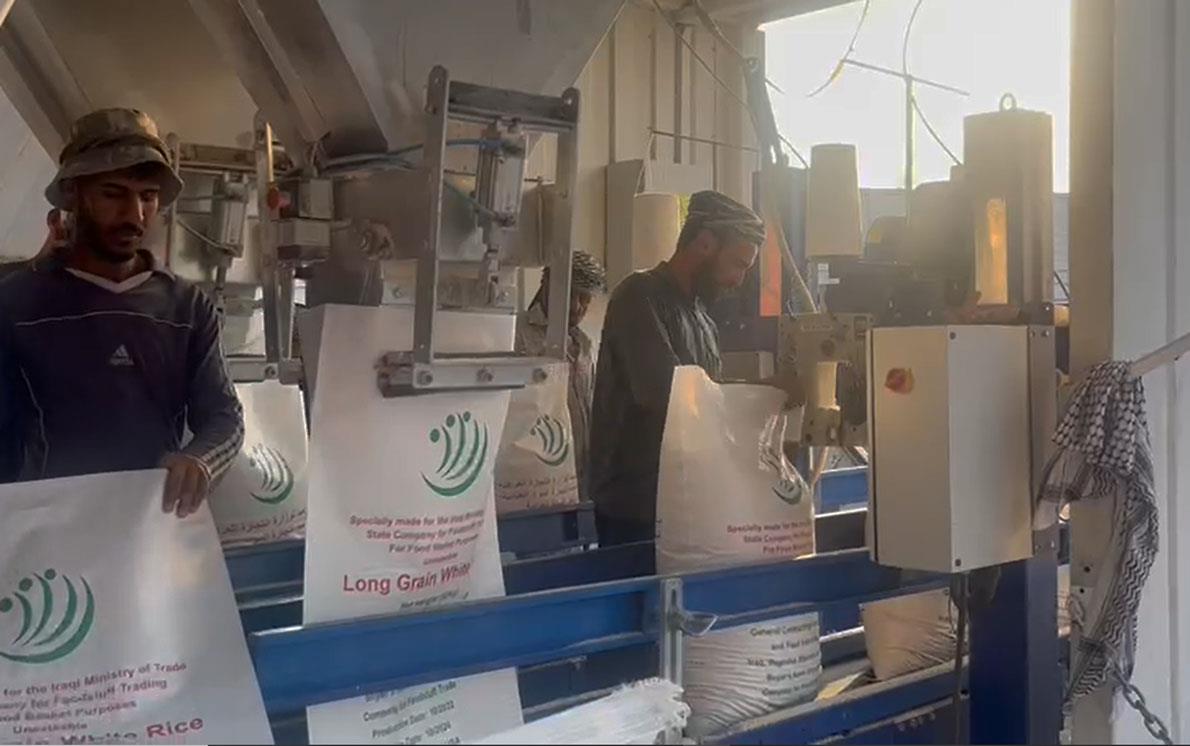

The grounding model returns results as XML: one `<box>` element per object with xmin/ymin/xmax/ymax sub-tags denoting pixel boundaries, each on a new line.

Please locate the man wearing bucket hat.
<box><xmin>0</xmin><ymin>108</ymin><xmax>243</xmax><ymax>518</ymax></box>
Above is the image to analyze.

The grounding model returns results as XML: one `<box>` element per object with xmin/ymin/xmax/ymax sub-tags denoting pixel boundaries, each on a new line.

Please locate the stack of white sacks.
<box><xmin>656</xmin><ymin>367</ymin><xmax>820</xmax><ymax>738</ymax></box>
<box><xmin>477</xmin><ymin>679</ymin><xmax>691</xmax><ymax>745</ymax></box>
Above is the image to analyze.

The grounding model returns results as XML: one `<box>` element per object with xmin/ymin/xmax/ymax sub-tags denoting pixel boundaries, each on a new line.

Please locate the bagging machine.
<box><xmin>0</xmin><ymin>1</ymin><xmax>1065</xmax><ymax>743</ymax></box>
<box><xmin>718</xmin><ymin>98</ymin><xmax>1063</xmax><ymax>740</ymax></box>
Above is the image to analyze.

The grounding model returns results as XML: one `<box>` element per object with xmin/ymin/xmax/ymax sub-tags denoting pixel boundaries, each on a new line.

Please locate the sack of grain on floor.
<box><xmin>861</xmin><ymin>589</ymin><xmax>957</xmax><ymax>681</ymax></box>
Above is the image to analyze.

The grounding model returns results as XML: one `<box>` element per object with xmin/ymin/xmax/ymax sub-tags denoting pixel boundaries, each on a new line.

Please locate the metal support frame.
<box><xmin>226</xmin><ymin>467</ymin><xmax>1065</xmax><ymax>743</ymax></box>
<box><xmin>231</xmin><ymin>539</ymin><xmax>961</xmax><ymax>743</ymax></box>
<box><xmin>245</xmin><ymin>550</ymin><xmax>945</xmax><ymax>718</ymax></box>
<box><xmin>967</xmin><ymin>324</ymin><xmax>1061</xmax><ymax>744</ymax></box>
<box><xmin>247</xmin><ymin>112</ymin><xmax>303</xmax><ymax>386</ymax></box>
<box><xmin>379</xmin><ymin>65</ymin><xmax>579</xmax><ymax>395</ymax></box>
<box><xmin>255</xmin><ymin>114</ymin><xmax>282</xmax><ymax>364</ymax></box>
<box><xmin>711</xmin><ymin>663</ymin><xmax>964</xmax><ymax>745</ymax></box>
<box><xmin>820</xmin><ymin>466</ymin><xmax>869</xmax><ymax>512</ymax></box>
<box><xmin>658</xmin><ymin>578</ymin><xmax>685</xmax><ymax>686</ymax></box>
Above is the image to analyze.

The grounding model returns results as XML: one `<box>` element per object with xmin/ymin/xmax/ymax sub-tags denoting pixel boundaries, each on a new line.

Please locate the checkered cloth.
<box><xmin>1036</xmin><ymin>361</ymin><xmax>1159</xmax><ymax>709</ymax></box>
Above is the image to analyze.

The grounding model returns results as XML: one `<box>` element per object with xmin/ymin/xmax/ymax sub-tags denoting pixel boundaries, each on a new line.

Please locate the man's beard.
<box><xmin>694</xmin><ymin>261</ymin><xmax>722</xmax><ymax>303</ymax></box>
<box><xmin>73</xmin><ymin>209</ymin><xmax>142</xmax><ymax>264</ymax></box>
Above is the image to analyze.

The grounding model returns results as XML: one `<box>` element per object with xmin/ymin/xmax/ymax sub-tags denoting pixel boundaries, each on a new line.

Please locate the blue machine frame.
<box><xmin>227</xmin><ymin>470</ymin><xmax>1062</xmax><ymax>744</ymax></box>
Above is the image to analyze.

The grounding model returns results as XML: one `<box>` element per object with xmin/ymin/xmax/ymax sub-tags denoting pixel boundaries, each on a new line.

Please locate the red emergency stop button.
<box><xmin>885</xmin><ymin>368</ymin><xmax>914</xmax><ymax>394</ymax></box>
<box><xmin>266</xmin><ymin>186</ymin><xmax>290</xmax><ymax>211</ymax></box>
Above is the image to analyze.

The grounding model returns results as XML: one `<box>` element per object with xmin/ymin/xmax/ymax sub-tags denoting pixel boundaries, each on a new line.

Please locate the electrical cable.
<box><xmin>901</xmin><ymin>0</ymin><xmax>924</xmax><ymax>76</ymax></box>
<box><xmin>903</xmin><ymin>0</ymin><xmax>962</xmax><ymax>166</ymax></box>
<box><xmin>1054</xmin><ymin>270</ymin><xmax>1071</xmax><ymax>301</ymax></box>
<box><xmin>687</xmin><ymin>0</ymin><xmax>785</xmax><ymax>94</ymax></box>
<box><xmin>651</xmin><ymin>0</ymin><xmax>753</xmax><ymax>123</ymax></box>
<box><xmin>809</xmin><ymin>446</ymin><xmax>831</xmax><ymax>490</ymax></box>
<box><xmin>321</xmin><ymin>142</ymin><xmax>502</xmax><ymax>223</ymax></box>
<box><xmin>177</xmin><ymin>218</ymin><xmax>235</xmax><ymax>254</ymax></box>
<box><xmin>319</xmin><ymin>139</ymin><xmax>498</xmax><ymax>172</ymax></box>
<box><xmin>777</xmin><ymin>135</ymin><xmax>809</xmax><ymax>169</ymax></box>
<box><xmin>650</xmin><ymin>0</ymin><xmax>814</xmax><ymax>306</ymax></box>
<box><xmin>650</xmin><ymin>0</ymin><xmax>809</xmax><ymax>168</ymax></box>
<box><xmin>911</xmin><ymin>96</ymin><xmax>961</xmax><ymax>165</ymax></box>
<box><xmin>807</xmin><ymin>0</ymin><xmax>873</xmax><ymax>98</ymax></box>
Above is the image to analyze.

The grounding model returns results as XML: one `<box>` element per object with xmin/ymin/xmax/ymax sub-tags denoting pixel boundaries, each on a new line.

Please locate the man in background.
<box><xmin>0</xmin><ymin>208</ymin><xmax>68</xmax><ymax>280</ymax></box>
<box><xmin>0</xmin><ymin>108</ymin><xmax>243</xmax><ymax>518</ymax></box>
<box><xmin>589</xmin><ymin>190</ymin><xmax>765</xmax><ymax>545</ymax></box>
<box><xmin>516</xmin><ymin>250</ymin><xmax>607</xmax><ymax>500</ymax></box>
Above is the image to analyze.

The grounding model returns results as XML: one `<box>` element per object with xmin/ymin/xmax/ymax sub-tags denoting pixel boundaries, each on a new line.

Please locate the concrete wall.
<box><xmin>0</xmin><ymin>88</ymin><xmax>53</xmax><ymax>260</ymax></box>
<box><xmin>529</xmin><ymin>2</ymin><xmax>757</xmax><ymax>267</ymax></box>
<box><xmin>1069</xmin><ymin>0</ymin><xmax>1190</xmax><ymax>741</ymax></box>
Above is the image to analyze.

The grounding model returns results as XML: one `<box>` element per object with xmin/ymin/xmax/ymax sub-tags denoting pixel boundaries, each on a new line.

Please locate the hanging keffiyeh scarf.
<box><xmin>1036</xmin><ymin>361</ymin><xmax>1159</xmax><ymax>709</ymax></box>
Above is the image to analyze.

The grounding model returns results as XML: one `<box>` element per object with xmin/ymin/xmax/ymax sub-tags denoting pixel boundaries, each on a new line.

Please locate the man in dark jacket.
<box><xmin>0</xmin><ymin>108</ymin><xmax>244</xmax><ymax>519</ymax></box>
<box><xmin>589</xmin><ymin>190</ymin><xmax>765</xmax><ymax>545</ymax></box>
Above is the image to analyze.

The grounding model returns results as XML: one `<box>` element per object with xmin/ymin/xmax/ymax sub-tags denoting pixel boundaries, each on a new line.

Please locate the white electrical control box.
<box><xmin>869</xmin><ymin>326</ymin><xmax>1033</xmax><ymax>573</ymax></box>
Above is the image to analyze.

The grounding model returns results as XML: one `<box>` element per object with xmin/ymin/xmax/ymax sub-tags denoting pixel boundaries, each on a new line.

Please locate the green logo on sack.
<box><xmin>0</xmin><ymin>569</ymin><xmax>95</xmax><ymax>665</ymax></box>
<box><xmin>762</xmin><ymin>448</ymin><xmax>805</xmax><ymax>506</ymax></box>
<box><xmin>773</xmin><ymin>478</ymin><xmax>804</xmax><ymax>506</ymax></box>
<box><xmin>530</xmin><ymin>414</ymin><xmax>570</xmax><ymax>467</ymax></box>
<box><xmin>248</xmin><ymin>443</ymin><xmax>294</xmax><ymax>505</ymax></box>
<box><xmin>423</xmin><ymin>411</ymin><xmax>489</xmax><ymax>498</ymax></box>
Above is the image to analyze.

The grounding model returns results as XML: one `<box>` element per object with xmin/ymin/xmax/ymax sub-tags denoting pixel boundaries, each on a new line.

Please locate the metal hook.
<box><xmin>669</xmin><ymin>608</ymin><xmax>718</xmax><ymax>637</ymax></box>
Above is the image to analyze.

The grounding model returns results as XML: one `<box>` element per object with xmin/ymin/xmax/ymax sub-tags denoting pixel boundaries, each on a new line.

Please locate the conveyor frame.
<box><xmin>227</xmin><ymin>470</ymin><xmax>1062</xmax><ymax>744</ymax></box>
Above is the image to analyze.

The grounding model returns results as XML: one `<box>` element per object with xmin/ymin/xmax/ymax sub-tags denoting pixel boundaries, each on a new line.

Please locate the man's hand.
<box><xmin>161</xmin><ymin>453</ymin><xmax>211</xmax><ymax>519</ymax></box>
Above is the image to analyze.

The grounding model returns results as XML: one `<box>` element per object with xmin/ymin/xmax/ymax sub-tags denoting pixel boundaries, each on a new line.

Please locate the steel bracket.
<box><xmin>404</xmin><ymin>65</ymin><xmax>579</xmax><ymax>395</ymax></box>
<box><xmin>229</xmin><ymin>357</ymin><xmax>304</xmax><ymax>386</ymax></box>
<box><xmin>376</xmin><ymin>352</ymin><xmax>554</xmax><ymax>396</ymax></box>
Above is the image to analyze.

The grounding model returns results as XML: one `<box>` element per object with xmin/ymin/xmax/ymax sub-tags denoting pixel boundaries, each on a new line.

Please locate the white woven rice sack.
<box><xmin>656</xmin><ymin>366</ymin><xmax>819</xmax><ymax>736</ymax></box>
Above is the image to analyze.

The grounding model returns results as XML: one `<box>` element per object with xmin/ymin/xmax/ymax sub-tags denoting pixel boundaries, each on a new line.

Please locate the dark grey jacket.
<box><xmin>588</xmin><ymin>264</ymin><xmax>721</xmax><ymax>525</ymax></box>
<box><xmin>0</xmin><ymin>252</ymin><xmax>243</xmax><ymax>482</ymax></box>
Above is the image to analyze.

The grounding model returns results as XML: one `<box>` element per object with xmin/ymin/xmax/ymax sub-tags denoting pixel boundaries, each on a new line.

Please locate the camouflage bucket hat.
<box><xmin>44</xmin><ymin>108</ymin><xmax>184</xmax><ymax>210</ymax></box>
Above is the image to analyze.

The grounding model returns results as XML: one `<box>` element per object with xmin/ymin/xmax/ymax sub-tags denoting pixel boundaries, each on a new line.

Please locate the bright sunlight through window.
<box><xmin>763</xmin><ymin>0</ymin><xmax>1071</xmax><ymax>192</ymax></box>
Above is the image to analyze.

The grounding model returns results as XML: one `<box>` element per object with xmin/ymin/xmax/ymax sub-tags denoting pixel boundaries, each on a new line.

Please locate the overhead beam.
<box><xmin>187</xmin><ymin>0</ymin><xmax>323</xmax><ymax>167</ymax></box>
<box><xmin>0</xmin><ymin>0</ymin><xmax>91</xmax><ymax>157</ymax></box>
<box><xmin>253</xmin><ymin>0</ymin><xmax>387</xmax><ymax>157</ymax></box>
<box><xmin>682</xmin><ymin>0</ymin><xmax>853</xmax><ymax>27</ymax></box>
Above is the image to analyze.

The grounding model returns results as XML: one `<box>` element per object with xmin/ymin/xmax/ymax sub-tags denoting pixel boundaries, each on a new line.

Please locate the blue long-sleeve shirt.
<box><xmin>0</xmin><ymin>251</ymin><xmax>243</xmax><ymax>482</ymax></box>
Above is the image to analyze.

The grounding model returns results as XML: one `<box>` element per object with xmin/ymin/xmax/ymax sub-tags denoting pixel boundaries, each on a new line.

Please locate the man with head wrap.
<box><xmin>589</xmin><ymin>190</ymin><xmax>765</xmax><ymax>545</ymax></box>
<box><xmin>516</xmin><ymin>250</ymin><xmax>607</xmax><ymax>499</ymax></box>
<box><xmin>0</xmin><ymin>109</ymin><xmax>243</xmax><ymax>518</ymax></box>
